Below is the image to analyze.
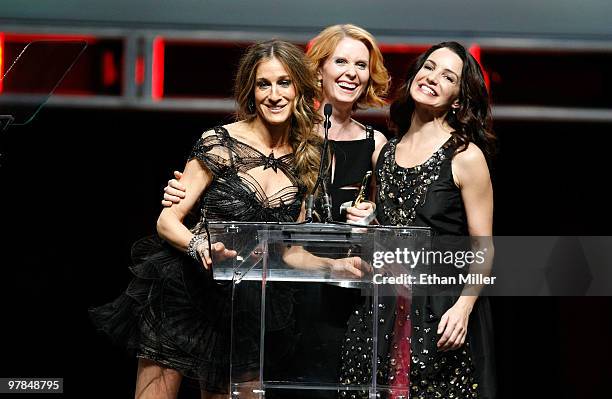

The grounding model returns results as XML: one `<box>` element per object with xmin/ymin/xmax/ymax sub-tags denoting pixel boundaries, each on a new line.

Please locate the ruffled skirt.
<box><xmin>89</xmin><ymin>236</ymin><xmax>296</xmax><ymax>393</ymax></box>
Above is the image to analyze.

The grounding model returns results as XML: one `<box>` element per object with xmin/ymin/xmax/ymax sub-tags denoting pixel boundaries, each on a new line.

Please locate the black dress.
<box><xmin>281</xmin><ymin>125</ymin><xmax>376</xmax><ymax>397</ymax></box>
<box><xmin>328</xmin><ymin>125</ymin><xmax>375</xmax><ymax>221</ymax></box>
<box><xmin>89</xmin><ymin>126</ymin><xmax>305</xmax><ymax>393</ymax></box>
<box><xmin>340</xmin><ymin>136</ymin><xmax>496</xmax><ymax>399</ymax></box>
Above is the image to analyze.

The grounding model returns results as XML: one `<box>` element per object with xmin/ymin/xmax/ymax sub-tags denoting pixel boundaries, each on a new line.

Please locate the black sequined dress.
<box><xmin>89</xmin><ymin>126</ymin><xmax>306</xmax><ymax>393</ymax></box>
<box><xmin>340</xmin><ymin>137</ymin><xmax>496</xmax><ymax>398</ymax></box>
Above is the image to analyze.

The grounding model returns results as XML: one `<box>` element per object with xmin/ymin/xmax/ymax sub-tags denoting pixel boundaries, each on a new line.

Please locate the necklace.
<box><xmin>378</xmin><ymin>138</ymin><xmax>451</xmax><ymax>225</ymax></box>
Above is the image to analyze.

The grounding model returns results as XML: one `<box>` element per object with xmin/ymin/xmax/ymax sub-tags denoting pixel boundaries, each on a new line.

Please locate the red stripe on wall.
<box><xmin>152</xmin><ymin>37</ymin><xmax>165</xmax><ymax>100</ymax></box>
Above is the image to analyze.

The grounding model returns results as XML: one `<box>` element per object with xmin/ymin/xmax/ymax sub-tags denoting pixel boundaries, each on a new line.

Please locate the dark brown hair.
<box><xmin>389</xmin><ymin>41</ymin><xmax>496</xmax><ymax>161</ymax></box>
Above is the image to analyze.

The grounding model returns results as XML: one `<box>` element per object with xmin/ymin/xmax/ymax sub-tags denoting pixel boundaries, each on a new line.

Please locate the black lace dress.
<box><xmin>339</xmin><ymin>137</ymin><xmax>496</xmax><ymax>399</ymax></box>
<box><xmin>89</xmin><ymin>126</ymin><xmax>306</xmax><ymax>393</ymax></box>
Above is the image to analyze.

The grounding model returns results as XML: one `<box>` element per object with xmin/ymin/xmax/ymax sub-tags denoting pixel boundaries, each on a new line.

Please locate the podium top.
<box><xmin>207</xmin><ymin>222</ymin><xmax>431</xmax><ymax>283</ymax></box>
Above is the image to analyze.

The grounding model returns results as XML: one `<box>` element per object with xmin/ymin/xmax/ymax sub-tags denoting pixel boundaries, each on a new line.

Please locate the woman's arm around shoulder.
<box><xmin>157</xmin><ymin>129</ymin><xmax>217</xmax><ymax>249</ymax></box>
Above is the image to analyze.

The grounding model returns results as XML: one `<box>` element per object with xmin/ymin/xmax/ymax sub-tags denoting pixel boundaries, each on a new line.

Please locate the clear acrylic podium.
<box><xmin>208</xmin><ymin>222</ymin><xmax>431</xmax><ymax>399</ymax></box>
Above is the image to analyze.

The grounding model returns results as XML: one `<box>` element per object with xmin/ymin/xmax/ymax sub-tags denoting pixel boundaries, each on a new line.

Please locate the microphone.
<box><xmin>306</xmin><ymin>103</ymin><xmax>333</xmax><ymax>223</ymax></box>
<box><xmin>323</xmin><ymin>103</ymin><xmax>332</xmax><ymax>122</ymax></box>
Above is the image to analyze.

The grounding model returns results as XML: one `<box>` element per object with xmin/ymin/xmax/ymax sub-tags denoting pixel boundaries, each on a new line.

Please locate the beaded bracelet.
<box><xmin>187</xmin><ymin>234</ymin><xmax>209</xmax><ymax>261</ymax></box>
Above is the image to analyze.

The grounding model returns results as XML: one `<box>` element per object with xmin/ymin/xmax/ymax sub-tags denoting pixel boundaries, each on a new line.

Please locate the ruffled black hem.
<box><xmin>90</xmin><ymin>235</ymin><xmax>296</xmax><ymax>393</ymax></box>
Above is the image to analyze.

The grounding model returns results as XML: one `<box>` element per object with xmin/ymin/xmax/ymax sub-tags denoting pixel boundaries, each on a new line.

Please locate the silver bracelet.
<box><xmin>187</xmin><ymin>234</ymin><xmax>209</xmax><ymax>261</ymax></box>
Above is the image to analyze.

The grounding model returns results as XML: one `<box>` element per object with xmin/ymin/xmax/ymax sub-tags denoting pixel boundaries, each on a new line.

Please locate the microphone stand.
<box><xmin>306</xmin><ymin>104</ymin><xmax>333</xmax><ymax>223</ymax></box>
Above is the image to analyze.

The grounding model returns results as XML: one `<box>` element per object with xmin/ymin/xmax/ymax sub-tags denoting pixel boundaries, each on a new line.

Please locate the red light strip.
<box><xmin>135</xmin><ymin>56</ymin><xmax>145</xmax><ymax>85</ymax></box>
<box><xmin>468</xmin><ymin>44</ymin><xmax>490</xmax><ymax>90</ymax></box>
<box><xmin>102</xmin><ymin>51</ymin><xmax>118</xmax><ymax>87</ymax></box>
<box><xmin>0</xmin><ymin>32</ymin><xmax>4</xmax><ymax>93</ymax></box>
<box><xmin>152</xmin><ymin>37</ymin><xmax>165</xmax><ymax>100</ymax></box>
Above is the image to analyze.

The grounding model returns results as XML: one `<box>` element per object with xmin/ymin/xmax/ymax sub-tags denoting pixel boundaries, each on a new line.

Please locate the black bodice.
<box><xmin>375</xmin><ymin>136</ymin><xmax>467</xmax><ymax>235</ymax></box>
<box><xmin>190</xmin><ymin>126</ymin><xmax>306</xmax><ymax>224</ymax></box>
<box><xmin>328</xmin><ymin>125</ymin><xmax>375</xmax><ymax>221</ymax></box>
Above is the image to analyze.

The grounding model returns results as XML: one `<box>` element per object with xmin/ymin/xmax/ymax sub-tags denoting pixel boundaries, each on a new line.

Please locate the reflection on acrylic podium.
<box><xmin>208</xmin><ymin>222</ymin><xmax>431</xmax><ymax>399</ymax></box>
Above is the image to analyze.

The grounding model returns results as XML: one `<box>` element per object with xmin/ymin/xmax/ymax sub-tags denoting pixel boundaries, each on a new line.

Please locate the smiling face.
<box><xmin>318</xmin><ymin>37</ymin><xmax>370</xmax><ymax>107</ymax></box>
<box><xmin>410</xmin><ymin>47</ymin><xmax>463</xmax><ymax>112</ymax></box>
<box><xmin>253</xmin><ymin>57</ymin><xmax>297</xmax><ymax>126</ymax></box>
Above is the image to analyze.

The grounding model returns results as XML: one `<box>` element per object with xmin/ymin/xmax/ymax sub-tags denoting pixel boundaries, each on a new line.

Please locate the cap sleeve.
<box><xmin>188</xmin><ymin>127</ymin><xmax>233</xmax><ymax>176</ymax></box>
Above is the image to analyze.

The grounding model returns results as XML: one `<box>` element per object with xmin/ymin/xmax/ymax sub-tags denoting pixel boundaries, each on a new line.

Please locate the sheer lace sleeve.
<box><xmin>188</xmin><ymin>127</ymin><xmax>233</xmax><ymax>177</ymax></box>
<box><xmin>185</xmin><ymin>125</ymin><xmax>304</xmax><ymax>224</ymax></box>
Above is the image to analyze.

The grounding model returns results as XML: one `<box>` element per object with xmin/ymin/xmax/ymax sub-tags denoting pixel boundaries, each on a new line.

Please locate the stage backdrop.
<box><xmin>2</xmin><ymin>0</ymin><xmax>612</xmax><ymax>40</ymax></box>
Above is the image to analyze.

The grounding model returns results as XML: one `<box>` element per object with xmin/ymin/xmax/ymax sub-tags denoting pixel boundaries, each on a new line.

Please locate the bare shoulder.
<box><xmin>200</xmin><ymin>120</ymin><xmax>247</xmax><ymax>140</ymax></box>
<box><xmin>350</xmin><ymin>119</ymin><xmax>388</xmax><ymax>143</ymax></box>
<box><xmin>370</xmin><ymin>129</ymin><xmax>389</xmax><ymax>168</ymax></box>
<box><xmin>222</xmin><ymin>120</ymin><xmax>244</xmax><ymax>133</ymax></box>
<box><xmin>223</xmin><ymin>120</ymin><xmax>255</xmax><ymax>142</ymax></box>
<box><xmin>453</xmin><ymin>142</ymin><xmax>487</xmax><ymax>167</ymax></box>
<box><xmin>373</xmin><ymin>129</ymin><xmax>388</xmax><ymax>146</ymax></box>
<box><xmin>451</xmin><ymin>143</ymin><xmax>490</xmax><ymax>187</ymax></box>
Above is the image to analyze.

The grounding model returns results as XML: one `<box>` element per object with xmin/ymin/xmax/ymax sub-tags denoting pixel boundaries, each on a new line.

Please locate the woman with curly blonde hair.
<box><xmin>306</xmin><ymin>24</ymin><xmax>390</xmax><ymax>222</ymax></box>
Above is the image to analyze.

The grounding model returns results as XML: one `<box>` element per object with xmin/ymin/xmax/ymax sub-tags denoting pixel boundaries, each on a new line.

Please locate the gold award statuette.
<box><xmin>352</xmin><ymin>170</ymin><xmax>372</xmax><ymax>207</ymax></box>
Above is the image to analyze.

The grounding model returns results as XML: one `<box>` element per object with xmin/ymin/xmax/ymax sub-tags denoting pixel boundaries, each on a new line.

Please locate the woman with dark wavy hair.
<box><xmin>341</xmin><ymin>42</ymin><xmax>496</xmax><ymax>398</ymax></box>
<box><xmin>388</xmin><ymin>41</ymin><xmax>495</xmax><ymax>161</ymax></box>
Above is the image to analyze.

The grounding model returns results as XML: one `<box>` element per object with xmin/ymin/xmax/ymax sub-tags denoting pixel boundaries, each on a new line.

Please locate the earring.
<box><xmin>452</xmin><ymin>107</ymin><xmax>457</xmax><ymax>115</ymax></box>
<box><xmin>248</xmin><ymin>99</ymin><xmax>255</xmax><ymax>113</ymax></box>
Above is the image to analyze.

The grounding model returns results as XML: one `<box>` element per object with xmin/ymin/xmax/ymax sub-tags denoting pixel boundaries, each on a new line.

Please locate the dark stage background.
<box><xmin>0</xmin><ymin>107</ymin><xmax>611</xmax><ymax>398</ymax></box>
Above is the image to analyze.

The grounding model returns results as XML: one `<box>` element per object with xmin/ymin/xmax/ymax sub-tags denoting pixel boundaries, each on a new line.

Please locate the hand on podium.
<box><xmin>328</xmin><ymin>256</ymin><xmax>372</xmax><ymax>278</ymax></box>
<box><xmin>196</xmin><ymin>240</ymin><xmax>237</xmax><ymax>270</ymax></box>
